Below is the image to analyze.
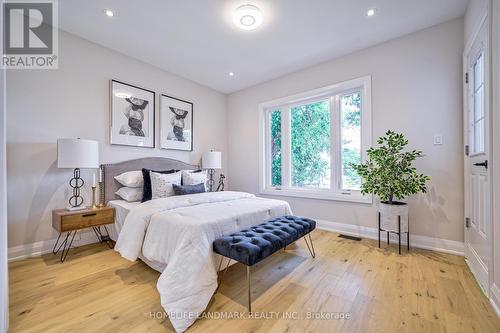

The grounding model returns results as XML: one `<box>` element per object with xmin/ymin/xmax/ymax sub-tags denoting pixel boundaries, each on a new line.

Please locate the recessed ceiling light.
<box><xmin>104</xmin><ymin>9</ymin><xmax>114</xmax><ymax>17</ymax></box>
<box><xmin>229</xmin><ymin>72</ymin><xmax>234</xmax><ymax>76</ymax></box>
<box><xmin>366</xmin><ymin>8</ymin><xmax>376</xmax><ymax>17</ymax></box>
<box><xmin>233</xmin><ymin>4</ymin><xmax>263</xmax><ymax>30</ymax></box>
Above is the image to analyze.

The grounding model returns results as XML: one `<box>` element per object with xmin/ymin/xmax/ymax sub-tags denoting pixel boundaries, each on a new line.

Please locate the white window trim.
<box><xmin>258</xmin><ymin>76</ymin><xmax>373</xmax><ymax>204</ymax></box>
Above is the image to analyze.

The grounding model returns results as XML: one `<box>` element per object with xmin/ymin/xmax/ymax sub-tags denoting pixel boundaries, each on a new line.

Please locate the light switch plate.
<box><xmin>433</xmin><ymin>134</ymin><xmax>443</xmax><ymax>145</ymax></box>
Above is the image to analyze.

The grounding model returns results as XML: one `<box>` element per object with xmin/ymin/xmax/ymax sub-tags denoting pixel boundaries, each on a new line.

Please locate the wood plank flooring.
<box><xmin>8</xmin><ymin>230</ymin><xmax>500</xmax><ymax>332</ymax></box>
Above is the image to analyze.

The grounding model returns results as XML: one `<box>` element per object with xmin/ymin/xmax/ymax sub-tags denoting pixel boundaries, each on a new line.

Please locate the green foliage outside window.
<box><xmin>291</xmin><ymin>101</ymin><xmax>331</xmax><ymax>187</ymax></box>
<box><xmin>270</xmin><ymin>94</ymin><xmax>363</xmax><ymax>189</ymax></box>
<box><xmin>343</xmin><ymin>93</ymin><xmax>361</xmax><ymax>127</ymax></box>
<box><xmin>270</xmin><ymin>111</ymin><xmax>282</xmax><ymax>186</ymax></box>
<box><xmin>341</xmin><ymin>93</ymin><xmax>362</xmax><ymax>189</ymax></box>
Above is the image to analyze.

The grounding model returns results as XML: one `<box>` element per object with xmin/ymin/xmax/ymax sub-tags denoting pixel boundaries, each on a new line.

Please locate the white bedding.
<box><xmin>115</xmin><ymin>191</ymin><xmax>292</xmax><ymax>332</ymax></box>
<box><xmin>108</xmin><ymin>200</ymin><xmax>166</xmax><ymax>272</ymax></box>
<box><xmin>107</xmin><ymin>200</ymin><xmax>140</xmax><ymax>240</ymax></box>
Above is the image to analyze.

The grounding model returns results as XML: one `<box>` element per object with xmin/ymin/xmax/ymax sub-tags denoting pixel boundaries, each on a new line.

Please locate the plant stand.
<box><xmin>378</xmin><ymin>212</ymin><xmax>409</xmax><ymax>255</ymax></box>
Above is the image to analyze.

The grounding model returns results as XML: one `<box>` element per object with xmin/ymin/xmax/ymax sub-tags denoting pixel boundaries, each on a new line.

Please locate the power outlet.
<box><xmin>433</xmin><ymin>134</ymin><xmax>443</xmax><ymax>145</ymax></box>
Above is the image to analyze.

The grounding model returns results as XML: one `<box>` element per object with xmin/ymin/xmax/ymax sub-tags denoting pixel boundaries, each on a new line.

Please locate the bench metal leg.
<box><xmin>304</xmin><ymin>233</ymin><xmax>316</xmax><ymax>258</ymax></box>
<box><xmin>247</xmin><ymin>265</ymin><xmax>251</xmax><ymax>312</ymax></box>
<box><xmin>215</xmin><ymin>256</ymin><xmax>231</xmax><ymax>294</ymax></box>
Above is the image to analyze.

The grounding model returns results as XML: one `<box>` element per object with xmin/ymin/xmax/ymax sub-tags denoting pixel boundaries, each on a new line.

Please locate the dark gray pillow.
<box><xmin>172</xmin><ymin>183</ymin><xmax>206</xmax><ymax>196</ymax></box>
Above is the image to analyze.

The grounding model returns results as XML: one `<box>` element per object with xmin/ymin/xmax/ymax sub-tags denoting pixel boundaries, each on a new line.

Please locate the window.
<box><xmin>260</xmin><ymin>76</ymin><xmax>372</xmax><ymax>203</ymax></box>
<box><xmin>290</xmin><ymin>99</ymin><xmax>331</xmax><ymax>188</ymax></box>
<box><xmin>471</xmin><ymin>51</ymin><xmax>485</xmax><ymax>154</ymax></box>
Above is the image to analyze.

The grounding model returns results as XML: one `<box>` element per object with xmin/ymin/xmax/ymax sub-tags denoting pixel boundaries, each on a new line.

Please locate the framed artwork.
<box><xmin>110</xmin><ymin>80</ymin><xmax>155</xmax><ymax>148</ymax></box>
<box><xmin>160</xmin><ymin>94</ymin><xmax>193</xmax><ymax>151</ymax></box>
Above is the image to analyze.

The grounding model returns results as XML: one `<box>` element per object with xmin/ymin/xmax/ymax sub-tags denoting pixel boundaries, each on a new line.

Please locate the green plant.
<box><xmin>351</xmin><ymin>130</ymin><xmax>430</xmax><ymax>204</ymax></box>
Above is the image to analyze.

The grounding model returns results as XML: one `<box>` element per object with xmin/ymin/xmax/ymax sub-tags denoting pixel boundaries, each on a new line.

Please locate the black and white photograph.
<box><xmin>160</xmin><ymin>94</ymin><xmax>193</xmax><ymax>151</ymax></box>
<box><xmin>110</xmin><ymin>80</ymin><xmax>155</xmax><ymax>148</ymax></box>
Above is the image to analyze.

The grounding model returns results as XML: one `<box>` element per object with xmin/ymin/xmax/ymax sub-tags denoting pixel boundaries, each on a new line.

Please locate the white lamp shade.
<box><xmin>202</xmin><ymin>151</ymin><xmax>221</xmax><ymax>169</ymax></box>
<box><xmin>57</xmin><ymin>139</ymin><xmax>99</xmax><ymax>169</ymax></box>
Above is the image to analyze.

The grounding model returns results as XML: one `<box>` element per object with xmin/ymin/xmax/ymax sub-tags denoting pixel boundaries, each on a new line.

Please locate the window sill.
<box><xmin>259</xmin><ymin>188</ymin><xmax>373</xmax><ymax>204</ymax></box>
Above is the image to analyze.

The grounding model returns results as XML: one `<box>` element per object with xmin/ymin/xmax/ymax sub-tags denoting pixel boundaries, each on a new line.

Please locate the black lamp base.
<box><xmin>67</xmin><ymin>168</ymin><xmax>85</xmax><ymax>209</ymax></box>
<box><xmin>207</xmin><ymin>169</ymin><xmax>215</xmax><ymax>192</ymax></box>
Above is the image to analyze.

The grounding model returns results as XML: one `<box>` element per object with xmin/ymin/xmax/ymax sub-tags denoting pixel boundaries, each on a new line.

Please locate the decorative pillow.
<box><xmin>185</xmin><ymin>169</ymin><xmax>203</xmax><ymax>173</ymax></box>
<box><xmin>182</xmin><ymin>170</ymin><xmax>208</xmax><ymax>190</ymax></box>
<box><xmin>141</xmin><ymin>168</ymin><xmax>177</xmax><ymax>202</ymax></box>
<box><xmin>114</xmin><ymin>171</ymin><xmax>143</xmax><ymax>187</ymax></box>
<box><xmin>115</xmin><ymin>187</ymin><xmax>143</xmax><ymax>202</ymax></box>
<box><xmin>150</xmin><ymin>171</ymin><xmax>182</xmax><ymax>199</ymax></box>
<box><xmin>172</xmin><ymin>183</ymin><xmax>206</xmax><ymax>196</ymax></box>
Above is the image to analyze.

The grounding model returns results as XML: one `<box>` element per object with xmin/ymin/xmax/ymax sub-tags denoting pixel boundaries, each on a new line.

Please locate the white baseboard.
<box><xmin>8</xmin><ymin>230</ymin><xmax>99</xmax><ymax>262</ymax></box>
<box><xmin>7</xmin><ymin>219</ymin><xmax>465</xmax><ymax>260</ymax></box>
<box><xmin>316</xmin><ymin>219</ymin><xmax>464</xmax><ymax>256</ymax></box>
<box><xmin>491</xmin><ymin>284</ymin><xmax>500</xmax><ymax>318</ymax></box>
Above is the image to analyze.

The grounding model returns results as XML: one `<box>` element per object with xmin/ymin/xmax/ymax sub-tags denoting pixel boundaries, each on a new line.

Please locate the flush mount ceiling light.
<box><xmin>229</xmin><ymin>72</ymin><xmax>234</xmax><ymax>76</ymax></box>
<box><xmin>104</xmin><ymin>9</ymin><xmax>114</xmax><ymax>17</ymax></box>
<box><xmin>366</xmin><ymin>8</ymin><xmax>376</xmax><ymax>17</ymax></box>
<box><xmin>233</xmin><ymin>4</ymin><xmax>263</xmax><ymax>30</ymax></box>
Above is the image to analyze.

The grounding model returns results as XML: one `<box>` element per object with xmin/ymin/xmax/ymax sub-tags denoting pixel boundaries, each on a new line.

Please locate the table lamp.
<box><xmin>57</xmin><ymin>138</ymin><xmax>99</xmax><ymax>211</ymax></box>
<box><xmin>202</xmin><ymin>150</ymin><xmax>221</xmax><ymax>192</ymax></box>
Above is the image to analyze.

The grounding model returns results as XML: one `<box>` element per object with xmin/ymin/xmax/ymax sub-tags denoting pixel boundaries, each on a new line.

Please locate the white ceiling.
<box><xmin>59</xmin><ymin>0</ymin><xmax>468</xmax><ymax>94</ymax></box>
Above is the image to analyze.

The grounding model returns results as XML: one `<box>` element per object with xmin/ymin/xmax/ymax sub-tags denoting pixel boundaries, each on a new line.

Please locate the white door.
<box><xmin>464</xmin><ymin>17</ymin><xmax>491</xmax><ymax>294</ymax></box>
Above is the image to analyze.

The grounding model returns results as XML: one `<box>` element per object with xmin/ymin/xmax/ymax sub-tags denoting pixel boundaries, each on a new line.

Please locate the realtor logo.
<box><xmin>2</xmin><ymin>0</ymin><xmax>58</xmax><ymax>69</ymax></box>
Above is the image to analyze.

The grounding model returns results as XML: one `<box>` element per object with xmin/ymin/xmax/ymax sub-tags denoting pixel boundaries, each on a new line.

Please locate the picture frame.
<box><xmin>110</xmin><ymin>80</ymin><xmax>155</xmax><ymax>148</ymax></box>
<box><xmin>160</xmin><ymin>94</ymin><xmax>193</xmax><ymax>151</ymax></box>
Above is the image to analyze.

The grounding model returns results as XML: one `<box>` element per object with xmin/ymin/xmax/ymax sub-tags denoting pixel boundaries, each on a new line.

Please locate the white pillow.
<box><xmin>150</xmin><ymin>171</ymin><xmax>182</xmax><ymax>199</ymax></box>
<box><xmin>115</xmin><ymin>187</ymin><xmax>143</xmax><ymax>202</ymax></box>
<box><xmin>182</xmin><ymin>170</ymin><xmax>208</xmax><ymax>190</ymax></box>
<box><xmin>114</xmin><ymin>170</ymin><xmax>143</xmax><ymax>187</ymax></box>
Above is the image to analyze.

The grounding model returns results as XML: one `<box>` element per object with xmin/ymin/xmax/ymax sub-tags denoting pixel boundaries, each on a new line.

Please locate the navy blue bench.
<box><xmin>213</xmin><ymin>216</ymin><xmax>316</xmax><ymax>311</ymax></box>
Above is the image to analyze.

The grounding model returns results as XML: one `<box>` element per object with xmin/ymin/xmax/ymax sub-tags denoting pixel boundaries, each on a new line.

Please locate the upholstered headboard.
<box><xmin>101</xmin><ymin>157</ymin><xmax>199</xmax><ymax>203</ymax></box>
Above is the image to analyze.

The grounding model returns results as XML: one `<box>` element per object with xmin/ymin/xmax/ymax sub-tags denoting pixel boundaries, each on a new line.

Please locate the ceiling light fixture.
<box><xmin>233</xmin><ymin>4</ymin><xmax>263</xmax><ymax>30</ymax></box>
<box><xmin>104</xmin><ymin>9</ymin><xmax>114</xmax><ymax>17</ymax></box>
<box><xmin>366</xmin><ymin>8</ymin><xmax>376</xmax><ymax>17</ymax></box>
<box><xmin>229</xmin><ymin>72</ymin><xmax>234</xmax><ymax>76</ymax></box>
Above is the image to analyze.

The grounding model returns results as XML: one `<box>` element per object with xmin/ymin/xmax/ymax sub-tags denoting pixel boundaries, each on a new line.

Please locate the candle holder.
<box><xmin>91</xmin><ymin>186</ymin><xmax>97</xmax><ymax>209</ymax></box>
<box><xmin>98</xmin><ymin>181</ymin><xmax>105</xmax><ymax>207</ymax></box>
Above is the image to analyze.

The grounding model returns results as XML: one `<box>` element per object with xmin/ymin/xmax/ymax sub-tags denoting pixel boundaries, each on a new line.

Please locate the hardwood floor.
<box><xmin>8</xmin><ymin>230</ymin><xmax>500</xmax><ymax>332</ymax></box>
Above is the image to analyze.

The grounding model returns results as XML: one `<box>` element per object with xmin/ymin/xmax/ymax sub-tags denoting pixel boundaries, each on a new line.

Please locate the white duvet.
<box><xmin>115</xmin><ymin>191</ymin><xmax>292</xmax><ymax>332</ymax></box>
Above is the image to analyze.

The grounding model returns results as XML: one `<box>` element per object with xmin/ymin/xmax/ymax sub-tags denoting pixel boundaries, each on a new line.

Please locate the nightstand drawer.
<box><xmin>61</xmin><ymin>210</ymin><xmax>114</xmax><ymax>231</ymax></box>
<box><xmin>52</xmin><ymin>207</ymin><xmax>115</xmax><ymax>232</ymax></box>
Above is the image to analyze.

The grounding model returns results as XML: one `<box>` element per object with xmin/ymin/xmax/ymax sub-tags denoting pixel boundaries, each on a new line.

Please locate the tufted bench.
<box><xmin>213</xmin><ymin>215</ymin><xmax>316</xmax><ymax>311</ymax></box>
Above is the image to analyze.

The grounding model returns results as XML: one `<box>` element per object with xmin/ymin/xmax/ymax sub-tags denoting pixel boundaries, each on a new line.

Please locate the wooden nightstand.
<box><xmin>52</xmin><ymin>206</ymin><xmax>115</xmax><ymax>262</ymax></box>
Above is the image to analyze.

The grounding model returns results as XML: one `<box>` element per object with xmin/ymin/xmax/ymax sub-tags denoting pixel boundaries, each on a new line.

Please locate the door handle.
<box><xmin>473</xmin><ymin>160</ymin><xmax>488</xmax><ymax>169</ymax></box>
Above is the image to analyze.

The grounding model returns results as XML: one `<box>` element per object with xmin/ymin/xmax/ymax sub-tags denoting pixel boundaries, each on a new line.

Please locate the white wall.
<box><xmin>6</xmin><ymin>30</ymin><xmax>228</xmax><ymax>248</ymax></box>
<box><xmin>1</xmin><ymin>71</ymin><xmax>7</xmax><ymax>333</ymax></box>
<box><xmin>465</xmin><ymin>0</ymin><xmax>489</xmax><ymax>46</ymax></box>
<box><xmin>1</xmin><ymin>0</ymin><xmax>8</xmax><ymax>328</ymax></box>
<box><xmin>227</xmin><ymin>18</ymin><xmax>464</xmax><ymax>243</ymax></box>
<box><xmin>1</xmin><ymin>65</ymin><xmax>7</xmax><ymax>332</ymax></box>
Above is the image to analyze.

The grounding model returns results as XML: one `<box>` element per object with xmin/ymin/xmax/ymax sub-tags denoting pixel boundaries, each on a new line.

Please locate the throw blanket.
<box><xmin>115</xmin><ymin>191</ymin><xmax>292</xmax><ymax>332</ymax></box>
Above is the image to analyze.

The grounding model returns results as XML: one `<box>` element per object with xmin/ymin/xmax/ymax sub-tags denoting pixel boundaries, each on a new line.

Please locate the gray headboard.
<box><xmin>101</xmin><ymin>157</ymin><xmax>199</xmax><ymax>203</ymax></box>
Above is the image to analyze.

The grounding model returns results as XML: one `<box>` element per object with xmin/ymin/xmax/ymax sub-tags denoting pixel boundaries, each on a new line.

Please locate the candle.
<box><xmin>93</xmin><ymin>172</ymin><xmax>96</xmax><ymax>187</ymax></box>
<box><xmin>99</xmin><ymin>168</ymin><xmax>103</xmax><ymax>182</ymax></box>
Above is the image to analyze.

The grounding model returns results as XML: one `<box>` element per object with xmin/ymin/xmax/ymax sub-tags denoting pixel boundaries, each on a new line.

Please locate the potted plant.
<box><xmin>351</xmin><ymin>131</ymin><xmax>430</xmax><ymax>245</ymax></box>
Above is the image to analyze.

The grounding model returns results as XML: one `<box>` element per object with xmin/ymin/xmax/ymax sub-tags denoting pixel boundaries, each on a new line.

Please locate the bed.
<box><xmin>101</xmin><ymin>157</ymin><xmax>292</xmax><ymax>333</ymax></box>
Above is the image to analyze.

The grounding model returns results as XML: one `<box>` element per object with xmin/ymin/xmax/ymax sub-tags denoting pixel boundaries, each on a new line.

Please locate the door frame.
<box><xmin>463</xmin><ymin>8</ymin><xmax>494</xmax><ymax>297</ymax></box>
